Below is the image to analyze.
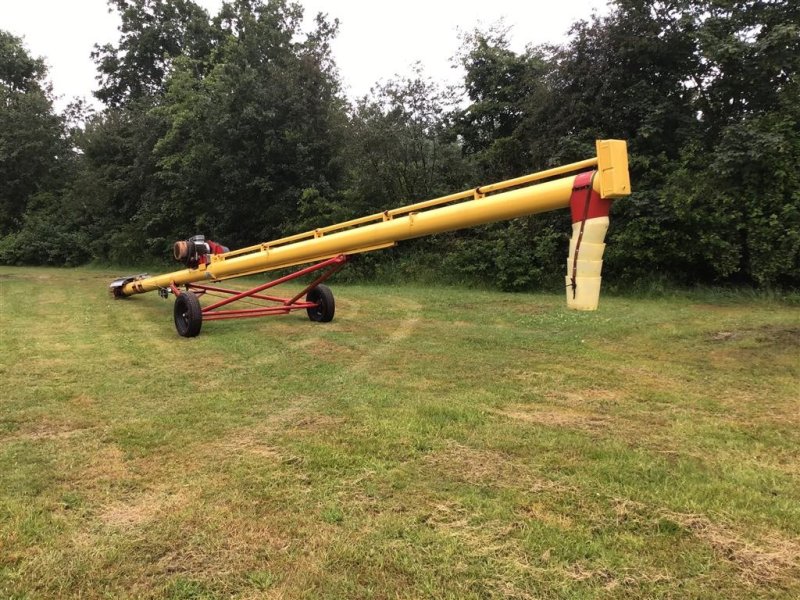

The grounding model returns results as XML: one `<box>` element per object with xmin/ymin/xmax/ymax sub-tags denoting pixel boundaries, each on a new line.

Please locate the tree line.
<box><xmin>1</xmin><ymin>0</ymin><xmax>798</xmax><ymax>290</ymax></box>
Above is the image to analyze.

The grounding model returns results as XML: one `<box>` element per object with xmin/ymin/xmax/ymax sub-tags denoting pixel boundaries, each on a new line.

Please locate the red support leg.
<box><xmin>183</xmin><ymin>255</ymin><xmax>348</xmax><ymax>323</ymax></box>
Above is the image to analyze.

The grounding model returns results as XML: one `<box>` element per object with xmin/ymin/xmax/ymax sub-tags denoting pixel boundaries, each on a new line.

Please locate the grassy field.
<box><xmin>1</xmin><ymin>266</ymin><xmax>798</xmax><ymax>599</ymax></box>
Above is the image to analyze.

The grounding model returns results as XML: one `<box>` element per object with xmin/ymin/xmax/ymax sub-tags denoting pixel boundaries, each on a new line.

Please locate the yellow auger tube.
<box><xmin>117</xmin><ymin>139</ymin><xmax>630</xmax><ymax>298</ymax></box>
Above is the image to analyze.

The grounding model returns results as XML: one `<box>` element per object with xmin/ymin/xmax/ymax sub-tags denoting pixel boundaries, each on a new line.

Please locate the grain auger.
<box><xmin>109</xmin><ymin>139</ymin><xmax>631</xmax><ymax>337</ymax></box>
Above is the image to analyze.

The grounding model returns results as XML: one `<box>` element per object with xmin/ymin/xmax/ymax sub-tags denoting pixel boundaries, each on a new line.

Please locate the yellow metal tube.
<box><xmin>477</xmin><ymin>157</ymin><xmax>598</xmax><ymax>194</ymax></box>
<box><xmin>117</xmin><ymin>140</ymin><xmax>630</xmax><ymax>297</ymax></box>
<box><xmin>215</xmin><ymin>157</ymin><xmax>601</xmax><ymax>258</ymax></box>
<box><xmin>120</xmin><ymin>175</ymin><xmax>576</xmax><ymax>296</ymax></box>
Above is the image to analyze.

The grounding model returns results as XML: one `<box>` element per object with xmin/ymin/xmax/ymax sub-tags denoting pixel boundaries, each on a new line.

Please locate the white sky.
<box><xmin>0</xmin><ymin>0</ymin><xmax>608</xmax><ymax>110</ymax></box>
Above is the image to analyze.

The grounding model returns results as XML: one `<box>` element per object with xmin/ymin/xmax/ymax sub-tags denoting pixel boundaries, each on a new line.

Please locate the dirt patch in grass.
<box><xmin>422</xmin><ymin>441</ymin><xmax>570</xmax><ymax>493</ymax></box>
<box><xmin>245</xmin><ymin>399</ymin><xmax>347</xmax><ymax>435</ymax></box>
<box><xmin>287</xmin><ymin>412</ymin><xmax>346</xmax><ymax>433</ymax></box>
<box><xmin>1</xmin><ymin>420</ymin><xmax>96</xmax><ymax>443</ymax></box>
<box><xmin>500</xmin><ymin>367</ymin><xmax>563</xmax><ymax>385</ymax></box>
<box><xmin>753</xmin><ymin>325</ymin><xmax>800</xmax><ymax>347</ymax></box>
<box><xmin>303</xmin><ymin>337</ymin><xmax>356</xmax><ymax>358</ymax></box>
<box><xmin>707</xmin><ymin>325</ymin><xmax>800</xmax><ymax>347</ymax></box>
<box><xmin>495</xmin><ymin>404</ymin><xmax>610</xmax><ymax>432</ymax></box>
<box><xmin>714</xmin><ymin>389</ymin><xmax>800</xmax><ymax>427</ymax></box>
<box><xmin>69</xmin><ymin>393</ymin><xmax>96</xmax><ymax>408</ymax></box>
<box><xmin>99</xmin><ymin>490</ymin><xmax>189</xmax><ymax>529</ymax></box>
<box><xmin>209</xmin><ymin>432</ymin><xmax>284</xmax><ymax>461</ymax></box>
<box><xmin>666</xmin><ymin>511</ymin><xmax>800</xmax><ymax>586</ymax></box>
<box><xmin>520</xmin><ymin>501</ymin><xmax>574</xmax><ymax>529</ymax></box>
<box><xmin>152</xmin><ymin>515</ymin><xmax>293</xmax><ymax>580</ymax></box>
<box><xmin>564</xmin><ymin>562</ymin><xmax>672</xmax><ymax>591</ymax></box>
<box><xmin>562</xmin><ymin>388</ymin><xmax>623</xmax><ymax>404</ymax></box>
<box><xmin>203</xmin><ymin>405</ymin><xmax>345</xmax><ymax>461</ymax></box>
<box><xmin>263</xmin><ymin>398</ymin><xmax>347</xmax><ymax>434</ymax></box>
<box><xmin>612</xmin><ymin>364</ymin><xmax>684</xmax><ymax>393</ymax></box>
<box><xmin>78</xmin><ymin>443</ymin><xmax>130</xmax><ymax>485</ymax></box>
<box><xmin>423</xmin><ymin>500</ymin><xmax>531</xmax><ymax>560</ymax></box>
<box><xmin>564</xmin><ymin>563</ymin><xmax>618</xmax><ymax>584</ymax></box>
<box><xmin>709</xmin><ymin>330</ymin><xmax>740</xmax><ymax>342</ymax></box>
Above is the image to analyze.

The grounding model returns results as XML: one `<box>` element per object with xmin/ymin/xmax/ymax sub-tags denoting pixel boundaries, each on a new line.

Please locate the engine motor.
<box><xmin>173</xmin><ymin>235</ymin><xmax>228</xmax><ymax>268</ymax></box>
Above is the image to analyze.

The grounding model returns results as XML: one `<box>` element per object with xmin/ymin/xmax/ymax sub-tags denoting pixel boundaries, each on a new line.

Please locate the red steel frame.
<box><xmin>169</xmin><ymin>255</ymin><xmax>348</xmax><ymax>321</ymax></box>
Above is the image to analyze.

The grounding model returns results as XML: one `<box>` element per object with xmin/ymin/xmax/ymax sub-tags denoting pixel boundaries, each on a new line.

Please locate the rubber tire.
<box><xmin>306</xmin><ymin>284</ymin><xmax>335</xmax><ymax>322</ymax></box>
<box><xmin>174</xmin><ymin>292</ymin><xmax>202</xmax><ymax>337</ymax></box>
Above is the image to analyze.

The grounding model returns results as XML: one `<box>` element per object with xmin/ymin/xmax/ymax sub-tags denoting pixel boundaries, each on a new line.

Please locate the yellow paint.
<box><xmin>571</xmin><ymin>217</ymin><xmax>609</xmax><ymax>243</ymax></box>
<box><xmin>205</xmin><ymin>156</ymin><xmax>604</xmax><ymax>260</ymax></box>
<box><xmin>596</xmin><ymin>139</ymin><xmax>631</xmax><ymax>199</ymax></box>
<box><xmin>566</xmin><ymin>217</ymin><xmax>609</xmax><ymax>310</ymax></box>
<box><xmin>565</xmin><ymin>276</ymin><xmax>603</xmax><ymax>311</ymax></box>
<box><xmin>567</xmin><ymin>260</ymin><xmax>603</xmax><ymax>277</ymax></box>
<box><xmin>569</xmin><ymin>240</ymin><xmax>606</xmax><ymax>260</ymax></box>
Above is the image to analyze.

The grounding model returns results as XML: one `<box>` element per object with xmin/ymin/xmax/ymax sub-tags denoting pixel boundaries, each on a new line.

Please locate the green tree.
<box><xmin>70</xmin><ymin>0</ymin><xmax>346</xmax><ymax>260</ymax></box>
<box><xmin>450</xmin><ymin>29</ymin><xmax>576</xmax><ymax>290</ymax></box>
<box><xmin>455</xmin><ymin>26</ymin><xmax>551</xmax><ymax>179</ymax></box>
<box><xmin>70</xmin><ymin>103</ymin><xmax>171</xmax><ymax>262</ymax></box>
<box><xmin>150</xmin><ymin>0</ymin><xmax>346</xmax><ymax>249</ymax></box>
<box><xmin>76</xmin><ymin>0</ymin><xmax>218</xmax><ymax>261</ymax></box>
<box><xmin>665</xmin><ymin>0</ymin><xmax>800</xmax><ymax>286</ymax></box>
<box><xmin>539</xmin><ymin>1</ymin><xmax>703</xmax><ymax>284</ymax></box>
<box><xmin>455</xmin><ymin>1</ymin><xmax>800</xmax><ymax>288</ymax></box>
<box><xmin>332</xmin><ymin>70</ymin><xmax>479</xmax><ymax>281</ymax></box>
<box><xmin>344</xmin><ymin>68</ymin><xmax>470</xmax><ymax>213</ymax></box>
<box><xmin>92</xmin><ymin>0</ymin><xmax>217</xmax><ymax>107</ymax></box>
<box><xmin>0</xmin><ymin>31</ymin><xmax>68</xmax><ymax>236</ymax></box>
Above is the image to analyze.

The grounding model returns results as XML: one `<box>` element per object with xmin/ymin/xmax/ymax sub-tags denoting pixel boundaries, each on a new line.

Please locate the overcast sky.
<box><xmin>1</xmin><ymin>0</ymin><xmax>608</xmax><ymax>110</ymax></box>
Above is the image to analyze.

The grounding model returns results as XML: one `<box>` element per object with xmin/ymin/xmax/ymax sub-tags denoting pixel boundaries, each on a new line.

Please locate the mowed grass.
<box><xmin>0</xmin><ymin>266</ymin><xmax>798</xmax><ymax>599</ymax></box>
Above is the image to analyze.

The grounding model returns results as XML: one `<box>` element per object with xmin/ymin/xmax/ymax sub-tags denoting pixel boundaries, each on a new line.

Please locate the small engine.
<box><xmin>173</xmin><ymin>235</ymin><xmax>228</xmax><ymax>268</ymax></box>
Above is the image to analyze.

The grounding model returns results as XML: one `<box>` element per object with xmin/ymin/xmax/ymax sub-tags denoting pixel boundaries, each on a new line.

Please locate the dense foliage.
<box><xmin>1</xmin><ymin>0</ymin><xmax>798</xmax><ymax>288</ymax></box>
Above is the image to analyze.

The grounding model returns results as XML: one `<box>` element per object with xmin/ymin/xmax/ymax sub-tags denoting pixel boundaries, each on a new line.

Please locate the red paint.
<box><xmin>570</xmin><ymin>171</ymin><xmax>612</xmax><ymax>223</ymax></box>
<box><xmin>197</xmin><ymin>240</ymin><xmax>229</xmax><ymax>266</ymax></box>
<box><xmin>180</xmin><ymin>254</ymin><xmax>348</xmax><ymax>323</ymax></box>
<box><xmin>207</xmin><ymin>240</ymin><xmax>229</xmax><ymax>255</ymax></box>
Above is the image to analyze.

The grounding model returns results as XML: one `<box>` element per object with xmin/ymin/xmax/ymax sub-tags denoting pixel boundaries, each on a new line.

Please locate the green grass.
<box><xmin>1</xmin><ymin>265</ymin><xmax>798</xmax><ymax>599</ymax></box>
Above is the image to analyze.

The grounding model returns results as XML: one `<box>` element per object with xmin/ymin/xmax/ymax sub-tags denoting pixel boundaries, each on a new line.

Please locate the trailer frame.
<box><xmin>168</xmin><ymin>254</ymin><xmax>347</xmax><ymax>331</ymax></box>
